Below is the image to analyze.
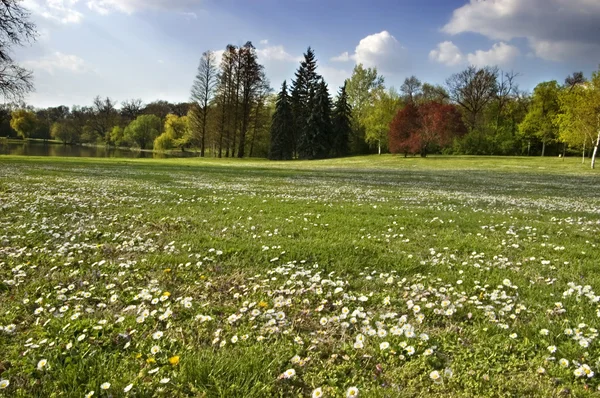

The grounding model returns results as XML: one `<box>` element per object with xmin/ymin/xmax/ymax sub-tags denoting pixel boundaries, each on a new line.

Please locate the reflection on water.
<box><xmin>0</xmin><ymin>141</ymin><xmax>198</xmax><ymax>159</ymax></box>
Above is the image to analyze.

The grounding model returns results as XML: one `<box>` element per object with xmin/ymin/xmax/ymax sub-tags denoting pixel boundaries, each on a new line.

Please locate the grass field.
<box><xmin>0</xmin><ymin>155</ymin><xmax>599</xmax><ymax>397</ymax></box>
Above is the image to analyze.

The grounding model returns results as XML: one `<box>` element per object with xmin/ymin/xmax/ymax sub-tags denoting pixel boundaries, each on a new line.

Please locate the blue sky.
<box><xmin>14</xmin><ymin>0</ymin><xmax>600</xmax><ymax>108</ymax></box>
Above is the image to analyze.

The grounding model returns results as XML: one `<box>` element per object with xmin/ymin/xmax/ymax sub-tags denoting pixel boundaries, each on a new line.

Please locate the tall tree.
<box><xmin>121</xmin><ymin>99</ymin><xmax>144</xmax><ymax>123</ymax></box>
<box><xmin>299</xmin><ymin>79</ymin><xmax>332</xmax><ymax>159</ymax></box>
<box><xmin>191</xmin><ymin>50</ymin><xmax>218</xmax><ymax>157</ymax></box>
<box><xmin>389</xmin><ymin>103</ymin><xmax>420</xmax><ymax>157</ymax></box>
<box><xmin>269</xmin><ymin>81</ymin><xmax>294</xmax><ymax>160</ymax></box>
<box><xmin>90</xmin><ymin>96</ymin><xmax>119</xmax><ymax>143</ymax></box>
<box><xmin>364</xmin><ymin>88</ymin><xmax>402</xmax><ymax>155</ymax></box>
<box><xmin>237</xmin><ymin>42</ymin><xmax>264</xmax><ymax>158</ymax></box>
<box><xmin>345</xmin><ymin>64</ymin><xmax>384</xmax><ymax>153</ymax></box>
<box><xmin>519</xmin><ymin>81</ymin><xmax>560</xmax><ymax>157</ymax></box>
<box><xmin>1</xmin><ymin>0</ymin><xmax>37</xmax><ymax>101</ymax></box>
<box><xmin>214</xmin><ymin>45</ymin><xmax>237</xmax><ymax>158</ymax></box>
<box><xmin>331</xmin><ymin>82</ymin><xmax>353</xmax><ymax>158</ymax></box>
<box><xmin>446</xmin><ymin>66</ymin><xmax>499</xmax><ymax>130</ymax></box>
<box><xmin>290</xmin><ymin>47</ymin><xmax>320</xmax><ymax>158</ymax></box>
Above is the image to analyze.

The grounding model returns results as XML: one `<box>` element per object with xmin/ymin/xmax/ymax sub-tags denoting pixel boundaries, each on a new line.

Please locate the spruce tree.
<box><xmin>299</xmin><ymin>79</ymin><xmax>333</xmax><ymax>159</ymax></box>
<box><xmin>332</xmin><ymin>82</ymin><xmax>352</xmax><ymax>157</ymax></box>
<box><xmin>290</xmin><ymin>47</ymin><xmax>321</xmax><ymax>158</ymax></box>
<box><xmin>269</xmin><ymin>81</ymin><xmax>293</xmax><ymax>160</ymax></box>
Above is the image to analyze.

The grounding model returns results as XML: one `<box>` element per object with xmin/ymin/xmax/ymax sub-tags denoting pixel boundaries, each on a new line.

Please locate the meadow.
<box><xmin>0</xmin><ymin>155</ymin><xmax>599</xmax><ymax>397</ymax></box>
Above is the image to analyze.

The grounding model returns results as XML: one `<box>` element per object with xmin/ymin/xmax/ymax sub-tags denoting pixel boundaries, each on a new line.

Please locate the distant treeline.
<box><xmin>2</xmin><ymin>45</ymin><xmax>599</xmax><ymax>161</ymax></box>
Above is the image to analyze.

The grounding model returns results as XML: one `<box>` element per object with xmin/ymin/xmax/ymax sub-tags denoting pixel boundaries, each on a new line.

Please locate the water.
<box><xmin>0</xmin><ymin>141</ymin><xmax>199</xmax><ymax>158</ymax></box>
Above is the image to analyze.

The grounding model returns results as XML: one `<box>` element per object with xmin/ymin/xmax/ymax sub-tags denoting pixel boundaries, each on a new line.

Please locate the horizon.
<box><xmin>12</xmin><ymin>0</ymin><xmax>600</xmax><ymax>108</ymax></box>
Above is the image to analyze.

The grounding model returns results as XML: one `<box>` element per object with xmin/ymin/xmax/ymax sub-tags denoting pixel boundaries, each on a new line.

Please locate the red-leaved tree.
<box><xmin>389</xmin><ymin>102</ymin><xmax>465</xmax><ymax>157</ymax></box>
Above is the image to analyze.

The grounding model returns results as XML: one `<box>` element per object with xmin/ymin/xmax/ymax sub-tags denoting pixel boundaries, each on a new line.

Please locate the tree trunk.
<box><xmin>527</xmin><ymin>140</ymin><xmax>531</xmax><ymax>156</ymax></box>
<box><xmin>592</xmin><ymin>130</ymin><xmax>600</xmax><ymax>170</ymax></box>
<box><xmin>582</xmin><ymin>140</ymin><xmax>586</xmax><ymax>164</ymax></box>
<box><xmin>378</xmin><ymin>141</ymin><xmax>381</xmax><ymax>155</ymax></box>
<box><xmin>562</xmin><ymin>143</ymin><xmax>566</xmax><ymax>160</ymax></box>
<box><xmin>541</xmin><ymin>141</ymin><xmax>546</xmax><ymax>157</ymax></box>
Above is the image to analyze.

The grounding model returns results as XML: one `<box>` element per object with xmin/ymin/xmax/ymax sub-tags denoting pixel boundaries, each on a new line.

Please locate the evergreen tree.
<box><xmin>269</xmin><ymin>81</ymin><xmax>294</xmax><ymax>160</ymax></box>
<box><xmin>331</xmin><ymin>82</ymin><xmax>352</xmax><ymax>157</ymax></box>
<box><xmin>299</xmin><ymin>79</ymin><xmax>333</xmax><ymax>159</ymax></box>
<box><xmin>290</xmin><ymin>47</ymin><xmax>321</xmax><ymax>158</ymax></box>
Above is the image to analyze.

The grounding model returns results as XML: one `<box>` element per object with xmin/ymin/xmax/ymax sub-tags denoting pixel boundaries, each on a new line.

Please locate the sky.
<box><xmin>11</xmin><ymin>0</ymin><xmax>600</xmax><ymax>108</ymax></box>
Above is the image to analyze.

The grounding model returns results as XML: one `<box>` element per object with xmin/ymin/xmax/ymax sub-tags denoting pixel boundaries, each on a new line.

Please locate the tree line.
<box><xmin>2</xmin><ymin>0</ymin><xmax>600</xmax><ymax>165</ymax></box>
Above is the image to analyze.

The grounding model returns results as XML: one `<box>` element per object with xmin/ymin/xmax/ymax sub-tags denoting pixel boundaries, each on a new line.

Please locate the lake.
<box><xmin>0</xmin><ymin>141</ymin><xmax>199</xmax><ymax>158</ymax></box>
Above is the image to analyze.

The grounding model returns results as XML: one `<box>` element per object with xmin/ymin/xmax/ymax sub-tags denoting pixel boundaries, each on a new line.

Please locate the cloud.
<box><xmin>86</xmin><ymin>0</ymin><xmax>202</xmax><ymax>14</ymax></box>
<box><xmin>330</xmin><ymin>31</ymin><xmax>406</xmax><ymax>74</ymax></box>
<box><xmin>257</xmin><ymin>46</ymin><xmax>301</xmax><ymax>63</ymax></box>
<box><xmin>442</xmin><ymin>0</ymin><xmax>600</xmax><ymax>62</ymax></box>
<box><xmin>330</xmin><ymin>51</ymin><xmax>351</xmax><ymax>62</ymax></box>
<box><xmin>429</xmin><ymin>41</ymin><xmax>464</xmax><ymax>66</ymax></box>
<box><xmin>467</xmin><ymin>42</ymin><xmax>519</xmax><ymax>67</ymax></box>
<box><xmin>22</xmin><ymin>0</ymin><xmax>83</xmax><ymax>24</ymax></box>
<box><xmin>23</xmin><ymin>52</ymin><xmax>88</xmax><ymax>74</ymax></box>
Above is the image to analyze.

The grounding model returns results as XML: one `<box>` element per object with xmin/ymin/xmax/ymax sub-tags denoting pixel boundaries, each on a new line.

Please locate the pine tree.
<box><xmin>269</xmin><ymin>81</ymin><xmax>293</xmax><ymax>160</ymax></box>
<box><xmin>331</xmin><ymin>82</ymin><xmax>352</xmax><ymax>157</ymax></box>
<box><xmin>290</xmin><ymin>47</ymin><xmax>321</xmax><ymax>158</ymax></box>
<box><xmin>299</xmin><ymin>79</ymin><xmax>333</xmax><ymax>159</ymax></box>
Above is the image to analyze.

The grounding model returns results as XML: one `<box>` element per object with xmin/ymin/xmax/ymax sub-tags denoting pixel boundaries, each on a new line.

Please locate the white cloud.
<box><xmin>86</xmin><ymin>0</ymin><xmax>202</xmax><ymax>14</ymax></box>
<box><xmin>319</xmin><ymin>66</ymin><xmax>352</xmax><ymax>92</ymax></box>
<box><xmin>331</xmin><ymin>31</ymin><xmax>406</xmax><ymax>74</ymax></box>
<box><xmin>467</xmin><ymin>42</ymin><xmax>519</xmax><ymax>67</ymax></box>
<box><xmin>259</xmin><ymin>39</ymin><xmax>269</xmax><ymax>46</ymax></box>
<box><xmin>429</xmin><ymin>41</ymin><xmax>464</xmax><ymax>66</ymax></box>
<box><xmin>23</xmin><ymin>52</ymin><xmax>88</xmax><ymax>75</ymax></box>
<box><xmin>330</xmin><ymin>51</ymin><xmax>351</xmax><ymax>62</ymax></box>
<box><xmin>257</xmin><ymin>46</ymin><xmax>301</xmax><ymax>63</ymax></box>
<box><xmin>22</xmin><ymin>0</ymin><xmax>83</xmax><ymax>24</ymax></box>
<box><xmin>442</xmin><ymin>0</ymin><xmax>600</xmax><ymax>62</ymax></box>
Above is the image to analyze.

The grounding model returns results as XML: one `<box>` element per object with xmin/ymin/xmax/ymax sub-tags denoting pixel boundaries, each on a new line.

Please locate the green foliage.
<box><xmin>291</xmin><ymin>47</ymin><xmax>321</xmax><ymax>157</ymax></box>
<box><xmin>331</xmin><ymin>82</ymin><xmax>353</xmax><ymax>158</ymax></box>
<box><xmin>10</xmin><ymin>109</ymin><xmax>38</xmax><ymax>139</ymax></box>
<box><xmin>124</xmin><ymin>114</ymin><xmax>162</xmax><ymax>149</ymax></box>
<box><xmin>269</xmin><ymin>81</ymin><xmax>294</xmax><ymax>160</ymax></box>
<box><xmin>109</xmin><ymin>126</ymin><xmax>125</xmax><ymax>147</ymax></box>
<box><xmin>50</xmin><ymin>120</ymin><xmax>79</xmax><ymax>144</ymax></box>
<box><xmin>519</xmin><ymin>81</ymin><xmax>560</xmax><ymax>155</ymax></box>
<box><xmin>364</xmin><ymin>88</ymin><xmax>402</xmax><ymax>154</ymax></box>
<box><xmin>298</xmin><ymin>79</ymin><xmax>333</xmax><ymax>159</ymax></box>
<box><xmin>153</xmin><ymin>114</ymin><xmax>191</xmax><ymax>151</ymax></box>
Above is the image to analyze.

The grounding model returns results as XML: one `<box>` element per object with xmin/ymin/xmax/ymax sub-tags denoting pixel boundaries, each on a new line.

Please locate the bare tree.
<box><xmin>495</xmin><ymin>70</ymin><xmax>520</xmax><ymax>132</ymax></box>
<box><xmin>237</xmin><ymin>42</ymin><xmax>264</xmax><ymax>158</ymax></box>
<box><xmin>1</xmin><ymin>0</ymin><xmax>38</xmax><ymax>101</ymax></box>
<box><xmin>90</xmin><ymin>96</ymin><xmax>119</xmax><ymax>141</ymax></box>
<box><xmin>565</xmin><ymin>71</ymin><xmax>586</xmax><ymax>91</ymax></box>
<box><xmin>400</xmin><ymin>76</ymin><xmax>422</xmax><ymax>103</ymax></box>
<box><xmin>121</xmin><ymin>99</ymin><xmax>143</xmax><ymax>122</ymax></box>
<box><xmin>191</xmin><ymin>51</ymin><xmax>218</xmax><ymax>157</ymax></box>
<box><xmin>446</xmin><ymin>65</ymin><xmax>499</xmax><ymax>129</ymax></box>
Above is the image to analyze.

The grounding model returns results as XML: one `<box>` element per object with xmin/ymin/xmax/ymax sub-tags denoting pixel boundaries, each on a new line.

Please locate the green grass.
<box><xmin>0</xmin><ymin>155</ymin><xmax>599</xmax><ymax>397</ymax></box>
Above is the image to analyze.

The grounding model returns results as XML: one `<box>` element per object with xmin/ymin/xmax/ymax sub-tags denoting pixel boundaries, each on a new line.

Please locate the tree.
<box><xmin>269</xmin><ymin>81</ymin><xmax>294</xmax><ymax>160</ymax></box>
<box><xmin>51</xmin><ymin>119</ymin><xmax>79</xmax><ymax>144</ymax></box>
<box><xmin>345</xmin><ymin>64</ymin><xmax>384</xmax><ymax>153</ymax></box>
<box><xmin>298</xmin><ymin>79</ymin><xmax>333</xmax><ymax>159</ymax></box>
<box><xmin>214</xmin><ymin>45</ymin><xmax>237</xmax><ymax>158</ymax></box>
<box><xmin>90</xmin><ymin>96</ymin><xmax>119</xmax><ymax>143</ymax></box>
<box><xmin>191</xmin><ymin>51</ymin><xmax>218</xmax><ymax>157</ymax></box>
<box><xmin>124</xmin><ymin>115</ymin><xmax>162</xmax><ymax>149</ymax></box>
<box><xmin>389</xmin><ymin>103</ymin><xmax>420</xmax><ymax>157</ymax></box>
<box><xmin>237</xmin><ymin>42</ymin><xmax>264</xmax><ymax>158</ymax></box>
<box><xmin>1</xmin><ymin>0</ymin><xmax>37</xmax><ymax>101</ymax></box>
<box><xmin>10</xmin><ymin>109</ymin><xmax>38</xmax><ymax>139</ymax></box>
<box><xmin>154</xmin><ymin>114</ymin><xmax>191</xmax><ymax>151</ymax></box>
<box><xmin>518</xmin><ymin>81</ymin><xmax>560</xmax><ymax>156</ymax></box>
<box><xmin>109</xmin><ymin>126</ymin><xmax>125</xmax><ymax>146</ymax></box>
<box><xmin>121</xmin><ymin>99</ymin><xmax>144</xmax><ymax>122</ymax></box>
<box><xmin>291</xmin><ymin>47</ymin><xmax>321</xmax><ymax>158</ymax></box>
<box><xmin>446</xmin><ymin>66</ymin><xmax>499</xmax><ymax>129</ymax></box>
<box><xmin>364</xmin><ymin>88</ymin><xmax>401</xmax><ymax>154</ymax></box>
<box><xmin>419</xmin><ymin>83</ymin><xmax>449</xmax><ymax>104</ymax></box>
<box><xmin>401</xmin><ymin>76</ymin><xmax>422</xmax><ymax>103</ymax></box>
<box><xmin>565</xmin><ymin>72</ymin><xmax>586</xmax><ymax>91</ymax></box>
<box><xmin>389</xmin><ymin>102</ymin><xmax>466</xmax><ymax>157</ymax></box>
<box><xmin>331</xmin><ymin>82</ymin><xmax>353</xmax><ymax>158</ymax></box>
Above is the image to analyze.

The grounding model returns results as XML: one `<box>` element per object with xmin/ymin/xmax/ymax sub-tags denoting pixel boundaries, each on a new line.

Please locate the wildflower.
<box><xmin>559</xmin><ymin>358</ymin><xmax>569</xmax><ymax>368</ymax></box>
<box><xmin>312</xmin><ymin>387</ymin><xmax>324</xmax><ymax>398</ymax></box>
<box><xmin>152</xmin><ymin>331</ymin><xmax>163</xmax><ymax>340</ymax></box>
<box><xmin>346</xmin><ymin>387</ymin><xmax>359</xmax><ymax>397</ymax></box>
<box><xmin>37</xmin><ymin>359</ymin><xmax>48</xmax><ymax>370</ymax></box>
<box><xmin>124</xmin><ymin>384</ymin><xmax>133</xmax><ymax>392</ymax></box>
<box><xmin>320</xmin><ymin>317</ymin><xmax>328</xmax><ymax>326</ymax></box>
<box><xmin>282</xmin><ymin>368</ymin><xmax>296</xmax><ymax>379</ymax></box>
<box><xmin>430</xmin><ymin>370</ymin><xmax>442</xmax><ymax>384</ymax></box>
<box><xmin>444</xmin><ymin>368</ymin><xmax>453</xmax><ymax>378</ymax></box>
<box><xmin>148</xmin><ymin>367</ymin><xmax>159</xmax><ymax>374</ymax></box>
<box><xmin>537</xmin><ymin>367</ymin><xmax>546</xmax><ymax>375</ymax></box>
<box><xmin>509</xmin><ymin>333</ymin><xmax>517</xmax><ymax>339</ymax></box>
<box><xmin>540</xmin><ymin>329</ymin><xmax>549</xmax><ymax>336</ymax></box>
<box><xmin>169</xmin><ymin>356</ymin><xmax>180</xmax><ymax>366</ymax></box>
<box><xmin>100</xmin><ymin>383</ymin><xmax>110</xmax><ymax>390</ymax></box>
<box><xmin>0</xmin><ymin>379</ymin><xmax>9</xmax><ymax>389</ymax></box>
<box><xmin>380</xmin><ymin>342</ymin><xmax>390</xmax><ymax>350</ymax></box>
<box><xmin>406</xmin><ymin>346</ymin><xmax>415</xmax><ymax>355</ymax></box>
<box><xmin>85</xmin><ymin>392</ymin><xmax>94</xmax><ymax>398</ymax></box>
<box><xmin>151</xmin><ymin>345</ymin><xmax>160</xmax><ymax>354</ymax></box>
<box><xmin>159</xmin><ymin>378</ymin><xmax>170</xmax><ymax>384</ymax></box>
